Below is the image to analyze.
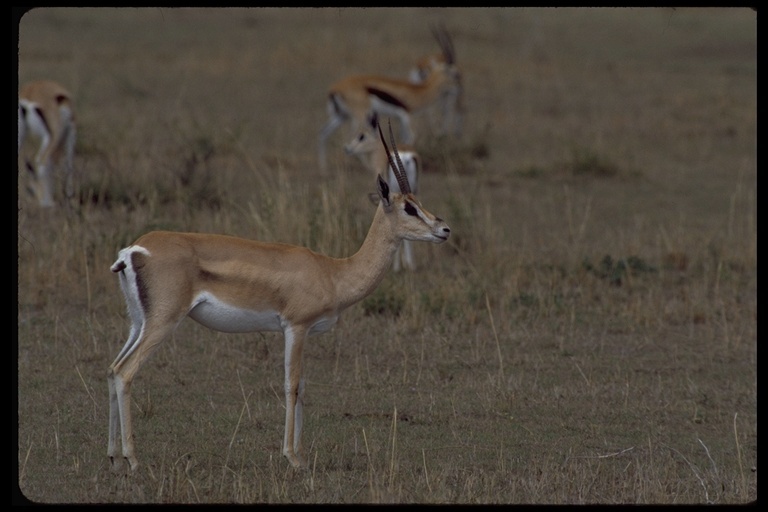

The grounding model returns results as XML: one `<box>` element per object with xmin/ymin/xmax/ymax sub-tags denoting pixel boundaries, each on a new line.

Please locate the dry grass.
<box><xmin>16</xmin><ymin>7</ymin><xmax>755</xmax><ymax>504</ymax></box>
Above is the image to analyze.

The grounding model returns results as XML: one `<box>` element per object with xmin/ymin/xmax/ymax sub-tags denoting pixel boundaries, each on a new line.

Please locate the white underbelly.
<box><xmin>188</xmin><ymin>295</ymin><xmax>282</xmax><ymax>333</ymax></box>
<box><xmin>370</xmin><ymin>97</ymin><xmax>410</xmax><ymax>118</ymax></box>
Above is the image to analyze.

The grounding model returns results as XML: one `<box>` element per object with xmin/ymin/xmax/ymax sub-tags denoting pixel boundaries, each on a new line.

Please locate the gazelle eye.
<box><xmin>404</xmin><ymin>201</ymin><xmax>419</xmax><ymax>217</ymax></box>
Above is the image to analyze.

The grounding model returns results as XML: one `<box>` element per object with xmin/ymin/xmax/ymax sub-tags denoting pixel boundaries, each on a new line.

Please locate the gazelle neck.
<box><xmin>333</xmin><ymin>203</ymin><xmax>400</xmax><ymax>310</ymax></box>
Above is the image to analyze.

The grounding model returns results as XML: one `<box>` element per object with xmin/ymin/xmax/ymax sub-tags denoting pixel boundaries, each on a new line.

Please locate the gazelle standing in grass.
<box><xmin>18</xmin><ymin>79</ymin><xmax>77</xmax><ymax>208</ymax></box>
<box><xmin>318</xmin><ymin>25</ymin><xmax>461</xmax><ymax>172</ymax></box>
<box><xmin>107</xmin><ymin>121</ymin><xmax>451</xmax><ymax>471</ymax></box>
<box><xmin>345</xmin><ymin>112</ymin><xmax>420</xmax><ymax>271</ymax></box>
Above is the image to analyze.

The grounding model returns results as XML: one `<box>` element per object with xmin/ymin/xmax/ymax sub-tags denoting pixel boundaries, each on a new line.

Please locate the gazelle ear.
<box><xmin>376</xmin><ymin>174</ymin><xmax>392</xmax><ymax>209</ymax></box>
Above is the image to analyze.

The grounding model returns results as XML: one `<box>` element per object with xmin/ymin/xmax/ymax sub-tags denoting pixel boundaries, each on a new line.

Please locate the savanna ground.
<box><xmin>15</xmin><ymin>7</ymin><xmax>756</xmax><ymax>504</ymax></box>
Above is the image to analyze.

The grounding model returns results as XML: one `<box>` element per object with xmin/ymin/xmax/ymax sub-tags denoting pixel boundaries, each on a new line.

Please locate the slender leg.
<box><xmin>114</xmin><ymin>371</ymin><xmax>139</xmax><ymax>470</ymax></box>
<box><xmin>63</xmin><ymin>124</ymin><xmax>77</xmax><ymax>199</ymax></box>
<box><xmin>393</xmin><ymin>243</ymin><xmax>403</xmax><ymax>273</ymax></box>
<box><xmin>396</xmin><ymin>112</ymin><xmax>414</xmax><ymax>144</ymax></box>
<box><xmin>402</xmin><ymin>240</ymin><xmax>416</xmax><ymax>271</ymax></box>
<box><xmin>449</xmin><ymin>88</ymin><xmax>464</xmax><ymax>136</ymax></box>
<box><xmin>106</xmin><ymin>370</ymin><xmax>122</xmax><ymax>469</ymax></box>
<box><xmin>33</xmin><ymin>161</ymin><xmax>55</xmax><ymax>208</ymax></box>
<box><xmin>107</xmin><ymin>324</ymin><xmax>139</xmax><ymax>470</ymax></box>
<box><xmin>108</xmin><ymin>320</ymin><xmax>175</xmax><ymax>471</ymax></box>
<box><xmin>293</xmin><ymin>377</ymin><xmax>305</xmax><ymax>454</ymax></box>
<box><xmin>282</xmin><ymin>324</ymin><xmax>308</xmax><ymax>468</ymax></box>
<box><xmin>31</xmin><ymin>132</ymin><xmax>55</xmax><ymax>208</ymax></box>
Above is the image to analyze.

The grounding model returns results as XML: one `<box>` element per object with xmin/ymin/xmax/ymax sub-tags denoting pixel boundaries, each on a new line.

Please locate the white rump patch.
<box><xmin>111</xmin><ymin>245</ymin><xmax>150</xmax><ymax>272</ymax></box>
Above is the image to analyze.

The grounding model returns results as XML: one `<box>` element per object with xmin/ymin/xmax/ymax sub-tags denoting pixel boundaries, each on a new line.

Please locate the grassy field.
<box><xmin>15</xmin><ymin>7</ymin><xmax>756</xmax><ymax>504</ymax></box>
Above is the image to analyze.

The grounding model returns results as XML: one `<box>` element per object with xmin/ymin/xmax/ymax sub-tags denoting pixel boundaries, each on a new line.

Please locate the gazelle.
<box><xmin>107</xmin><ymin>121</ymin><xmax>451</xmax><ymax>471</ymax></box>
<box><xmin>18</xmin><ymin>80</ymin><xmax>77</xmax><ymax>208</ymax></box>
<box><xmin>345</xmin><ymin>113</ymin><xmax>420</xmax><ymax>271</ymax></box>
<box><xmin>318</xmin><ymin>25</ymin><xmax>461</xmax><ymax>172</ymax></box>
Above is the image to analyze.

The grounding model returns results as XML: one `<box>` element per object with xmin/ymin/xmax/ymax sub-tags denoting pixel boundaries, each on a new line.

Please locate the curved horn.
<box><xmin>432</xmin><ymin>23</ymin><xmax>455</xmax><ymax>65</ymax></box>
<box><xmin>376</xmin><ymin>119</ymin><xmax>411</xmax><ymax>195</ymax></box>
<box><xmin>387</xmin><ymin>122</ymin><xmax>412</xmax><ymax>195</ymax></box>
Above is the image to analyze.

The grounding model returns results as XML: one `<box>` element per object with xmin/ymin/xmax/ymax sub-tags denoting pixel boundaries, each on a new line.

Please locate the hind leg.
<box><xmin>107</xmin><ymin>319</ymin><xmax>176</xmax><ymax>471</ymax></box>
<box><xmin>402</xmin><ymin>240</ymin><xmax>416</xmax><ymax>271</ymax></box>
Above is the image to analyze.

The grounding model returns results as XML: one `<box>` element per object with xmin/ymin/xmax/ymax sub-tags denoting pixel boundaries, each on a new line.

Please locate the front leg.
<box><xmin>63</xmin><ymin>124</ymin><xmax>77</xmax><ymax>199</ymax></box>
<box><xmin>402</xmin><ymin>239</ymin><xmax>416</xmax><ymax>271</ymax></box>
<box><xmin>396</xmin><ymin>112</ymin><xmax>415</xmax><ymax>145</ymax></box>
<box><xmin>282</xmin><ymin>325</ymin><xmax>308</xmax><ymax>469</ymax></box>
<box><xmin>30</xmin><ymin>160</ymin><xmax>55</xmax><ymax>208</ymax></box>
<box><xmin>293</xmin><ymin>378</ymin><xmax>306</xmax><ymax>456</ymax></box>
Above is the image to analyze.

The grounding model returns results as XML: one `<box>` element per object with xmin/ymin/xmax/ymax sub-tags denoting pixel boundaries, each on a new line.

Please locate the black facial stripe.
<box><xmin>404</xmin><ymin>201</ymin><xmax>419</xmax><ymax>217</ymax></box>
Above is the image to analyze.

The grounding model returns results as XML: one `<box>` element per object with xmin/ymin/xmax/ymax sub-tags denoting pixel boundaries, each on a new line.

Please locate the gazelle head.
<box><xmin>427</xmin><ymin>25</ymin><xmax>460</xmax><ymax>80</ymax></box>
<box><xmin>374</xmin><ymin>119</ymin><xmax>450</xmax><ymax>244</ymax></box>
<box><xmin>344</xmin><ymin>114</ymin><xmax>375</xmax><ymax>155</ymax></box>
<box><xmin>410</xmin><ymin>24</ymin><xmax>462</xmax><ymax>138</ymax></box>
<box><xmin>344</xmin><ymin>112</ymin><xmax>383</xmax><ymax>163</ymax></box>
<box><xmin>410</xmin><ymin>26</ymin><xmax>460</xmax><ymax>93</ymax></box>
<box><xmin>409</xmin><ymin>25</ymin><xmax>458</xmax><ymax>85</ymax></box>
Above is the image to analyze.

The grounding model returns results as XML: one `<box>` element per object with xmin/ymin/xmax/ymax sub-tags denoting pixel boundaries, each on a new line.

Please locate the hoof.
<box><xmin>109</xmin><ymin>456</ymin><xmax>123</xmax><ymax>472</ymax></box>
<box><xmin>284</xmin><ymin>452</ymin><xmax>308</xmax><ymax>469</ymax></box>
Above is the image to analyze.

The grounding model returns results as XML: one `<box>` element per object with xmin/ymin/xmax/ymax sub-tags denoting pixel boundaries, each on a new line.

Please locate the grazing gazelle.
<box><xmin>18</xmin><ymin>80</ymin><xmax>77</xmax><ymax>208</ymax></box>
<box><xmin>107</xmin><ymin>121</ymin><xmax>451</xmax><ymax>471</ymax></box>
<box><xmin>345</xmin><ymin>113</ymin><xmax>420</xmax><ymax>271</ymax></box>
<box><xmin>318</xmin><ymin>25</ymin><xmax>461</xmax><ymax>172</ymax></box>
